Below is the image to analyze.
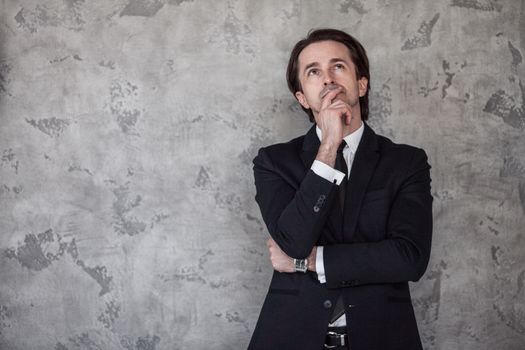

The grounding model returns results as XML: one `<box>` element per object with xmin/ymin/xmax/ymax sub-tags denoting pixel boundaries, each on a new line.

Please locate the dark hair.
<box><xmin>286</xmin><ymin>28</ymin><xmax>370</xmax><ymax>122</ymax></box>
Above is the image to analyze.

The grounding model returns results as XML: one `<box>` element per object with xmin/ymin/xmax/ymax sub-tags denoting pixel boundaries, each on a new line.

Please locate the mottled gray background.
<box><xmin>0</xmin><ymin>0</ymin><xmax>524</xmax><ymax>349</ymax></box>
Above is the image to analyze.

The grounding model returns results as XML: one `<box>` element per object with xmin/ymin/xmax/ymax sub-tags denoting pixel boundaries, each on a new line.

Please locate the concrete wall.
<box><xmin>1</xmin><ymin>0</ymin><xmax>524</xmax><ymax>349</ymax></box>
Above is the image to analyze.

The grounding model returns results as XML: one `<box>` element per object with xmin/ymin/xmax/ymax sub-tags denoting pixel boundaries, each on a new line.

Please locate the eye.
<box><xmin>334</xmin><ymin>63</ymin><xmax>344</xmax><ymax>70</ymax></box>
<box><xmin>307</xmin><ymin>69</ymin><xmax>319</xmax><ymax>76</ymax></box>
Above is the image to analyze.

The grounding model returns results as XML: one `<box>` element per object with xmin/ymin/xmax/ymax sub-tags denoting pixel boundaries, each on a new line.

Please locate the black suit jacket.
<box><xmin>248</xmin><ymin>123</ymin><xmax>433</xmax><ymax>350</ymax></box>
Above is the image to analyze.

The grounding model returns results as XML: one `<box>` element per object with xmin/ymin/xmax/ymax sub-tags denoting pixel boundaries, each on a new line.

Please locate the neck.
<box><xmin>342</xmin><ymin>117</ymin><xmax>363</xmax><ymax>137</ymax></box>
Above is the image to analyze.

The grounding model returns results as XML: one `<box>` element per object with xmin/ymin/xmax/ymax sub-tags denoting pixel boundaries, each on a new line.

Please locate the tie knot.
<box><xmin>337</xmin><ymin>140</ymin><xmax>347</xmax><ymax>153</ymax></box>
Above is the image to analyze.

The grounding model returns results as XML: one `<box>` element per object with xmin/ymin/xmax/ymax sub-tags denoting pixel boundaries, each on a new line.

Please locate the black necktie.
<box><xmin>334</xmin><ymin>141</ymin><xmax>348</xmax><ymax>212</ymax></box>
<box><xmin>331</xmin><ymin>141</ymin><xmax>347</xmax><ymax>323</ymax></box>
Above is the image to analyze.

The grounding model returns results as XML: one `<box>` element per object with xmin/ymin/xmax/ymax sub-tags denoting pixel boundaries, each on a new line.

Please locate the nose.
<box><xmin>323</xmin><ymin>78</ymin><xmax>335</xmax><ymax>86</ymax></box>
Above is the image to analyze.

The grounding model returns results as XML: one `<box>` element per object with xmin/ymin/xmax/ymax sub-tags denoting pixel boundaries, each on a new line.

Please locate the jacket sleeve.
<box><xmin>253</xmin><ymin>147</ymin><xmax>338</xmax><ymax>259</ymax></box>
<box><xmin>323</xmin><ymin>148</ymin><xmax>433</xmax><ymax>288</ymax></box>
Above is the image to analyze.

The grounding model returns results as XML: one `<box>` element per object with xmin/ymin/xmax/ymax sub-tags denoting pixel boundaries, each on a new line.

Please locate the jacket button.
<box><xmin>323</xmin><ymin>300</ymin><xmax>332</xmax><ymax>309</ymax></box>
<box><xmin>313</xmin><ymin>206</ymin><xmax>320</xmax><ymax>213</ymax></box>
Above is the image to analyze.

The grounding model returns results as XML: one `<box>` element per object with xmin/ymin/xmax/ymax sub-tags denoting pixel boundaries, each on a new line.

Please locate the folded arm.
<box><xmin>253</xmin><ymin>147</ymin><xmax>339</xmax><ymax>259</ymax></box>
<box><xmin>257</xmin><ymin>147</ymin><xmax>433</xmax><ymax>287</ymax></box>
<box><xmin>323</xmin><ymin>149</ymin><xmax>433</xmax><ymax>287</ymax></box>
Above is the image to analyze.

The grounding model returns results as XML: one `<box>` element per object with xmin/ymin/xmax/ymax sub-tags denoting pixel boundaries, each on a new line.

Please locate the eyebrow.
<box><xmin>303</xmin><ymin>62</ymin><xmax>319</xmax><ymax>73</ymax></box>
<box><xmin>302</xmin><ymin>57</ymin><xmax>350</xmax><ymax>74</ymax></box>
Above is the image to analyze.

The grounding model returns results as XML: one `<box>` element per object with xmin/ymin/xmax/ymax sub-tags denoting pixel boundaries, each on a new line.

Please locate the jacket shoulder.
<box><xmin>375</xmin><ymin>133</ymin><xmax>429</xmax><ymax>167</ymax></box>
<box><xmin>253</xmin><ymin>134</ymin><xmax>305</xmax><ymax>167</ymax></box>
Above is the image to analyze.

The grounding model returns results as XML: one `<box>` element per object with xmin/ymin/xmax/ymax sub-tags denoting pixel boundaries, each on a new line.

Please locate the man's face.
<box><xmin>294</xmin><ymin>40</ymin><xmax>368</xmax><ymax>122</ymax></box>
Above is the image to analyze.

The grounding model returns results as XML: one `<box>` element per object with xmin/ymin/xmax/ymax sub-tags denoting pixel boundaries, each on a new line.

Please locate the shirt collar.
<box><xmin>315</xmin><ymin>121</ymin><xmax>364</xmax><ymax>154</ymax></box>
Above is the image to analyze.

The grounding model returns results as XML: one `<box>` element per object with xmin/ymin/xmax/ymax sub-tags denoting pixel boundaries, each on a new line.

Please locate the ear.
<box><xmin>358</xmin><ymin>77</ymin><xmax>368</xmax><ymax>97</ymax></box>
<box><xmin>295</xmin><ymin>91</ymin><xmax>310</xmax><ymax>109</ymax></box>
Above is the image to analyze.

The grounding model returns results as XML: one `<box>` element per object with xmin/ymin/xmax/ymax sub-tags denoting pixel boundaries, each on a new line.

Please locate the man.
<box><xmin>248</xmin><ymin>29</ymin><xmax>433</xmax><ymax>350</ymax></box>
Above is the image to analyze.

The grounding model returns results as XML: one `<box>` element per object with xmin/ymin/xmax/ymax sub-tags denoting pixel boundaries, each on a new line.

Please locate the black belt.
<box><xmin>324</xmin><ymin>327</ymin><xmax>349</xmax><ymax>349</ymax></box>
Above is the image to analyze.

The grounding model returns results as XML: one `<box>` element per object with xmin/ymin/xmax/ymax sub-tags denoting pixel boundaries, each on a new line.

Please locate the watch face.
<box><xmin>294</xmin><ymin>259</ymin><xmax>307</xmax><ymax>273</ymax></box>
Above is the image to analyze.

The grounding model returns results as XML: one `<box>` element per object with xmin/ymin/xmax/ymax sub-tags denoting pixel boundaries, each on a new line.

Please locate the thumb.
<box><xmin>320</xmin><ymin>86</ymin><xmax>342</xmax><ymax>110</ymax></box>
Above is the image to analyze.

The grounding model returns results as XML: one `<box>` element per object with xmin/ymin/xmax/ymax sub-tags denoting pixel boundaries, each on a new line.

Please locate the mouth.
<box><xmin>320</xmin><ymin>84</ymin><xmax>344</xmax><ymax>100</ymax></box>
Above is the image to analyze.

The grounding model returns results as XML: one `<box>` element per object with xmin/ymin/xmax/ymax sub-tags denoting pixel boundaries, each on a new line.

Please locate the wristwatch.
<box><xmin>293</xmin><ymin>258</ymin><xmax>308</xmax><ymax>273</ymax></box>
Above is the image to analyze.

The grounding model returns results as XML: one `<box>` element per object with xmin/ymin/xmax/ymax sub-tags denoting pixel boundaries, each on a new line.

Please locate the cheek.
<box><xmin>304</xmin><ymin>83</ymin><xmax>321</xmax><ymax>98</ymax></box>
<box><xmin>305</xmin><ymin>91</ymin><xmax>322</xmax><ymax>108</ymax></box>
<box><xmin>305</xmin><ymin>88</ymin><xmax>318</xmax><ymax>100</ymax></box>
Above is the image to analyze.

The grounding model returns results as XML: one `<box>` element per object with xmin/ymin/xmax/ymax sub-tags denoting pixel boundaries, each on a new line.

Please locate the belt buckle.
<box><xmin>324</xmin><ymin>331</ymin><xmax>346</xmax><ymax>348</ymax></box>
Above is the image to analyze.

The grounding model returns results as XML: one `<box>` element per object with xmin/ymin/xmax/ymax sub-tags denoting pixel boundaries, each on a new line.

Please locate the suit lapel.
<box><xmin>342</xmin><ymin>124</ymin><xmax>380</xmax><ymax>240</ymax></box>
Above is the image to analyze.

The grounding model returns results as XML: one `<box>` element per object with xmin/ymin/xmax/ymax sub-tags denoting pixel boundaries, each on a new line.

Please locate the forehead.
<box><xmin>297</xmin><ymin>40</ymin><xmax>353</xmax><ymax>68</ymax></box>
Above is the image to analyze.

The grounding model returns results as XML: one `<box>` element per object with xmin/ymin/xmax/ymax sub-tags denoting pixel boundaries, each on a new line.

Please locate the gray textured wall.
<box><xmin>0</xmin><ymin>0</ymin><xmax>524</xmax><ymax>349</ymax></box>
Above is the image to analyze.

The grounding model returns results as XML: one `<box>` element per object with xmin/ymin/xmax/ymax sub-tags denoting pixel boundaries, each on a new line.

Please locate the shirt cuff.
<box><xmin>311</xmin><ymin>160</ymin><xmax>345</xmax><ymax>185</ymax></box>
<box><xmin>316</xmin><ymin>246</ymin><xmax>326</xmax><ymax>284</ymax></box>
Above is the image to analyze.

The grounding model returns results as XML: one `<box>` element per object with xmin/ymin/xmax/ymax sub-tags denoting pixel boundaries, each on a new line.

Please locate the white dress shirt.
<box><xmin>310</xmin><ymin>121</ymin><xmax>364</xmax><ymax>326</ymax></box>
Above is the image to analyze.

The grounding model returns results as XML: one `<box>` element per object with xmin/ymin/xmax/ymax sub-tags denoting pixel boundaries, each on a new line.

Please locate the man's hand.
<box><xmin>315</xmin><ymin>86</ymin><xmax>353</xmax><ymax>167</ymax></box>
<box><xmin>317</xmin><ymin>86</ymin><xmax>353</xmax><ymax>147</ymax></box>
<box><xmin>267</xmin><ymin>238</ymin><xmax>295</xmax><ymax>273</ymax></box>
<box><xmin>267</xmin><ymin>238</ymin><xmax>317</xmax><ymax>273</ymax></box>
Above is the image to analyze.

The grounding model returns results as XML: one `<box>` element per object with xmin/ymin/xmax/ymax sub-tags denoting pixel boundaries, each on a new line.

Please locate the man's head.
<box><xmin>286</xmin><ymin>29</ymin><xmax>370</xmax><ymax>123</ymax></box>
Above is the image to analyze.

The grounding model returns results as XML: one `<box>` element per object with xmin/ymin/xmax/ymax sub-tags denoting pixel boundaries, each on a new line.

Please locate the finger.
<box><xmin>345</xmin><ymin>108</ymin><xmax>353</xmax><ymax>125</ymax></box>
<box><xmin>321</xmin><ymin>86</ymin><xmax>342</xmax><ymax>110</ymax></box>
<box><xmin>336</xmin><ymin>103</ymin><xmax>351</xmax><ymax>115</ymax></box>
<box><xmin>328</xmin><ymin>100</ymin><xmax>348</xmax><ymax>110</ymax></box>
<box><xmin>321</xmin><ymin>87</ymin><xmax>342</xmax><ymax>109</ymax></box>
<box><xmin>327</xmin><ymin>105</ymin><xmax>351</xmax><ymax>120</ymax></box>
<box><xmin>331</xmin><ymin>100</ymin><xmax>351</xmax><ymax>112</ymax></box>
<box><xmin>328</xmin><ymin>98</ymin><xmax>350</xmax><ymax>108</ymax></box>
